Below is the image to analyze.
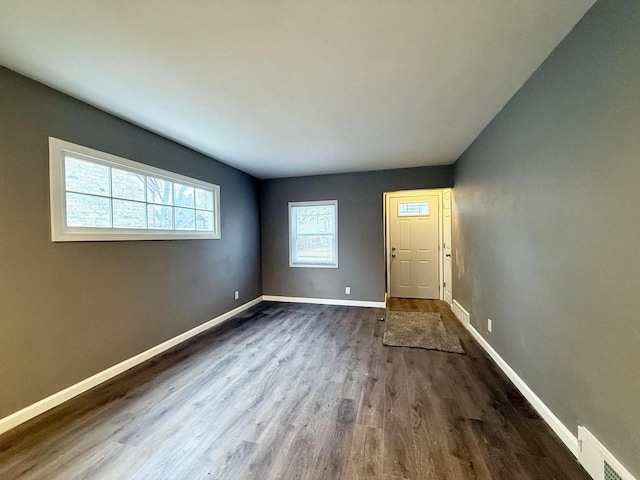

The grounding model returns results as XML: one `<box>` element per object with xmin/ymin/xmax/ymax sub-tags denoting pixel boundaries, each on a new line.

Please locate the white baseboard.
<box><xmin>578</xmin><ymin>426</ymin><xmax>636</xmax><ymax>480</ymax></box>
<box><xmin>0</xmin><ymin>296</ymin><xmax>262</xmax><ymax>437</ymax></box>
<box><xmin>465</xmin><ymin>322</ymin><xmax>580</xmax><ymax>457</ymax></box>
<box><xmin>10</xmin><ymin>295</ymin><xmax>633</xmax><ymax>480</ymax></box>
<box><xmin>452</xmin><ymin>298</ymin><xmax>580</xmax><ymax>458</ymax></box>
<box><xmin>262</xmin><ymin>295</ymin><xmax>386</xmax><ymax>308</ymax></box>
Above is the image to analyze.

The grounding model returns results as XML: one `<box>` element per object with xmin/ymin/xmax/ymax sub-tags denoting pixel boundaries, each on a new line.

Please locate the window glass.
<box><xmin>147</xmin><ymin>205</ymin><xmax>173</xmax><ymax>229</ymax></box>
<box><xmin>174</xmin><ymin>183</ymin><xmax>195</xmax><ymax>208</ymax></box>
<box><xmin>289</xmin><ymin>201</ymin><xmax>338</xmax><ymax>267</ymax></box>
<box><xmin>65</xmin><ymin>157</ymin><xmax>110</xmax><ymax>197</ymax></box>
<box><xmin>175</xmin><ymin>207</ymin><xmax>196</xmax><ymax>230</ymax></box>
<box><xmin>113</xmin><ymin>199</ymin><xmax>146</xmax><ymax>229</ymax></box>
<box><xmin>196</xmin><ymin>210</ymin><xmax>214</xmax><ymax>231</ymax></box>
<box><xmin>147</xmin><ymin>177</ymin><xmax>173</xmax><ymax>205</ymax></box>
<box><xmin>398</xmin><ymin>201</ymin><xmax>429</xmax><ymax>216</ymax></box>
<box><xmin>112</xmin><ymin>168</ymin><xmax>145</xmax><ymax>202</ymax></box>
<box><xmin>66</xmin><ymin>192</ymin><xmax>111</xmax><ymax>228</ymax></box>
<box><xmin>50</xmin><ymin>137</ymin><xmax>220</xmax><ymax>241</ymax></box>
<box><xmin>196</xmin><ymin>188</ymin><xmax>214</xmax><ymax>210</ymax></box>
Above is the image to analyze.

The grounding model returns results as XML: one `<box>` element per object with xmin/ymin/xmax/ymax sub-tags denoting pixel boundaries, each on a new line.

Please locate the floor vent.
<box><xmin>605</xmin><ymin>461</ymin><xmax>624</xmax><ymax>480</ymax></box>
<box><xmin>578</xmin><ymin>426</ymin><xmax>636</xmax><ymax>480</ymax></box>
<box><xmin>451</xmin><ymin>300</ymin><xmax>470</xmax><ymax>327</ymax></box>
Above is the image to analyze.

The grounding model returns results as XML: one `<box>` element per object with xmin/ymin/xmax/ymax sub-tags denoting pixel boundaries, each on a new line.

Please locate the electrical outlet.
<box><xmin>487</xmin><ymin>318</ymin><xmax>492</xmax><ymax>332</ymax></box>
<box><xmin>234</xmin><ymin>290</ymin><xmax>239</xmax><ymax>300</ymax></box>
<box><xmin>345</xmin><ymin>286</ymin><xmax>351</xmax><ymax>295</ymax></box>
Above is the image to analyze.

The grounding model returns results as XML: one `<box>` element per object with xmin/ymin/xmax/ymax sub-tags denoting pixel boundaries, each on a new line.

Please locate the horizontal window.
<box><xmin>398</xmin><ymin>201</ymin><xmax>430</xmax><ymax>216</ymax></box>
<box><xmin>289</xmin><ymin>200</ymin><xmax>338</xmax><ymax>268</ymax></box>
<box><xmin>49</xmin><ymin>138</ymin><xmax>220</xmax><ymax>241</ymax></box>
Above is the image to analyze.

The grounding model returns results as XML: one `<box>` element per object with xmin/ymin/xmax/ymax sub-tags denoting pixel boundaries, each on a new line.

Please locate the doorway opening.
<box><xmin>384</xmin><ymin>189</ymin><xmax>452</xmax><ymax>304</ymax></box>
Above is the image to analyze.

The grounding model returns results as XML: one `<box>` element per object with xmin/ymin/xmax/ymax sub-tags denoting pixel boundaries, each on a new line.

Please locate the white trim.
<box><xmin>450</xmin><ymin>299</ymin><xmax>638</xmax><ymax>480</ymax></box>
<box><xmin>263</xmin><ymin>295</ymin><xmax>385</xmax><ymax>308</ymax></box>
<box><xmin>464</xmin><ymin>321</ymin><xmax>579</xmax><ymax>457</ymax></box>
<box><xmin>442</xmin><ymin>188</ymin><xmax>453</xmax><ymax>306</ymax></box>
<box><xmin>578</xmin><ymin>426</ymin><xmax>636</xmax><ymax>480</ymax></box>
<box><xmin>0</xmin><ymin>297</ymin><xmax>262</xmax><ymax>437</ymax></box>
<box><xmin>288</xmin><ymin>200</ymin><xmax>338</xmax><ymax>268</ymax></box>
<box><xmin>49</xmin><ymin>137</ymin><xmax>221</xmax><ymax>242</ymax></box>
<box><xmin>8</xmin><ymin>294</ymin><xmax>632</xmax><ymax>480</ymax></box>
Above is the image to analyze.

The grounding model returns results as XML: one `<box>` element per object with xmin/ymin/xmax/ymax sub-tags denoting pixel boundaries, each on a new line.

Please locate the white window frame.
<box><xmin>49</xmin><ymin>137</ymin><xmax>221</xmax><ymax>242</ymax></box>
<box><xmin>288</xmin><ymin>200</ymin><xmax>338</xmax><ymax>268</ymax></box>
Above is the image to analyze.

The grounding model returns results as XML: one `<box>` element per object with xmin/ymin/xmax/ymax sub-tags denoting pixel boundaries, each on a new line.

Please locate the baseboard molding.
<box><xmin>8</xmin><ymin>294</ymin><xmax>628</xmax><ymax>479</ymax></box>
<box><xmin>0</xmin><ymin>296</ymin><xmax>262</xmax><ymax>437</ymax></box>
<box><xmin>578</xmin><ymin>426</ymin><xmax>636</xmax><ymax>480</ymax></box>
<box><xmin>464</xmin><ymin>323</ymin><xmax>580</xmax><ymax>457</ymax></box>
<box><xmin>452</xmin><ymin>299</ymin><xmax>580</xmax><ymax>458</ymax></box>
<box><xmin>262</xmin><ymin>295</ymin><xmax>386</xmax><ymax>308</ymax></box>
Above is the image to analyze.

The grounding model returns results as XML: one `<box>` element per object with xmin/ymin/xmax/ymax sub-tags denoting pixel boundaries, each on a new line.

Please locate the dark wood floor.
<box><xmin>0</xmin><ymin>300</ymin><xmax>589</xmax><ymax>479</ymax></box>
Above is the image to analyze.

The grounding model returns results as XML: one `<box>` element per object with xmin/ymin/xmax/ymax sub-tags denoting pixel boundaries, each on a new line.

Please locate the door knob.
<box><xmin>391</xmin><ymin>254</ymin><xmax>396</xmax><ymax>258</ymax></box>
<box><xmin>445</xmin><ymin>254</ymin><xmax>451</xmax><ymax>258</ymax></box>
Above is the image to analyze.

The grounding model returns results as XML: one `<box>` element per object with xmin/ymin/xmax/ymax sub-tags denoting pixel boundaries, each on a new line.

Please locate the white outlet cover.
<box><xmin>234</xmin><ymin>291</ymin><xmax>239</xmax><ymax>299</ymax></box>
<box><xmin>488</xmin><ymin>318</ymin><xmax>492</xmax><ymax>332</ymax></box>
<box><xmin>345</xmin><ymin>287</ymin><xmax>351</xmax><ymax>295</ymax></box>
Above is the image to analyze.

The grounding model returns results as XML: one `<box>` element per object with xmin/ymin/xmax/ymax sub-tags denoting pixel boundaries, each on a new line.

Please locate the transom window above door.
<box><xmin>398</xmin><ymin>201</ymin><xmax>430</xmax><ymax>216</ymax></box>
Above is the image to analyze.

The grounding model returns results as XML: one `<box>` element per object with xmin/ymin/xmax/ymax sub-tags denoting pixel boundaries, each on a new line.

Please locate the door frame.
<box><xmin>442</xmin><ymin>189</ymin><xmax>453</xmax><ymax>306</ymax></box>
<box><xmin>384</xmin><ymin>188</ymin><xmax>452</xmax><ymax>302</ymax></box>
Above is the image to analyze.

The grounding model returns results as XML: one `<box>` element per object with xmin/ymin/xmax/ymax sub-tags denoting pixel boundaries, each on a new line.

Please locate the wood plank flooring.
<box><xmin>0</xmin><ymin>300</ymin><xmax>590</xmax><ymax>479</ymax></box>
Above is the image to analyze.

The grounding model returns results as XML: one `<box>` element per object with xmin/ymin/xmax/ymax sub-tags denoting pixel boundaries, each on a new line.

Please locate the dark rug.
<box><xmin>383</xmin><ymin>311</ymin><xmax>465</xmax><ymax>354</ymax></box>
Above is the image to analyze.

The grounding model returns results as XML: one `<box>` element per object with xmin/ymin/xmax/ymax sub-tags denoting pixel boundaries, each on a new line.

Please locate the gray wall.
<box><xmin>452</xmin><ymin>0</ymin><xmax>640</xmax><ymax>475</ymax></box>
<box><xmin>0</xmin><ymin>67</ymin><xmax>262</xmax><ymax>418</ymax></box>
<box><xmin>261</xmin><ymin>167</ymin><xmax>454</xmax><ymax>302</ymax></box>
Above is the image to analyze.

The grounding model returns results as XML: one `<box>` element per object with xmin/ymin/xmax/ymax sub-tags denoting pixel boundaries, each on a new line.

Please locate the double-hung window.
<box><xmin>49</xmin><ymin>138</ymin><xmax>220</xmax><ymax>241</ymax></box>
<box><xmin>289</xmin><ymin>200</ymin><xmax>338</xmax><ymax>268</ymax></box>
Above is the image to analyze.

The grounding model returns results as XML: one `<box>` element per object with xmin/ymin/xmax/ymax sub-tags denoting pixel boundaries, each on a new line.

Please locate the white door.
<box><xmin>443</xmin><ymin>189</ymin><xmax>453</xmax><ymax>305</ymax></box>
<box><xmin>389</xmin><ymin>195</ymin><xmax>440</xmax><ymax>299</ymax></box>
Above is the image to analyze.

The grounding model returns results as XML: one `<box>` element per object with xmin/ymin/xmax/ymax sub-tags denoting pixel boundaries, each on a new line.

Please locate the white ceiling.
<box><xmin>0</xmin><ymin>1</ymin><xmax>595</xmax><ymax>179</ymax></box>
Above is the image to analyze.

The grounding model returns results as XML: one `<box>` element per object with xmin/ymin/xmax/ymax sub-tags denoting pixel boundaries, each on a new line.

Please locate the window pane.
<box><xmin>147</xmin><ymin>205</ymin><xmax>173</xmax><ymax>229</ymax></box>
<box><xmin>112</xmin><ymin>168</ymin><xmax>145</xmax><ymax>201</ymax></box>
<box><xmin>113</xmin><ymin>199</ymin><xmax>146</xmax><ymax>229</ymax></box>
<box><xmin>66</xmin><ymin>192</ymin><xmax>111</xmax><ymax>228</ymax></box>
<box><xmin>65</xmin><ymin>156</ymin><xmax>110</xmax><ymax>197</ymax></box>
<box><xmin>147</xmin><ymin>177</ymin><xmax>173</xmax><ymax>205</ymax></box>
<box><xmin>289</xmin><ymin>202</ymin><xmax>337</xmax><ymax>266</ymax></box>
<box><xmin>196</xmin><ymin>210</ymin><xmax>214</xmax><ymax>231</ymax></box>
<box><xmin>293</xmin><ymin>234</ymin><xmax>334</xmax><ymax>264</ymax></box>
<box><xmin>51</xmin><ymin>139</ymin><xmax>221</xmax><ymax>241</ymax></box>
<box><xmin>175</xmin><ymin>207</ymin><xmax>195</xmax><ymax>230</ymax></box>
<box><xmin>398</xmin><ymin>201</ymin><xmax>429</xmax><ymax>216</ymax></box>
<box><xmin>195</xmin><ymin>188</ymin><xmax>214</xmax><ymax>211</ymax></box>
<box><xmin>174</xmin><ymin>183</ymin><xmax>195</xmax><ymax>208</ymax></box>
<box><xmin>293</xmin><ymin>205</ymin><xmax>335</xmax><ymax>234</ymax></box>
